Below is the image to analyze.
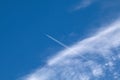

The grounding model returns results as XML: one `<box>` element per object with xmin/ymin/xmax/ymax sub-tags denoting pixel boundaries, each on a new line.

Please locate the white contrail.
<box><xmin>45</xmin><ymin>34</ymin><xmax>69</xmax><ymax>49</ymax></box>
<box><xmin>45</xmin><ymin>34</ymin><xmax>88</xmax><ymax>61</ymax></box>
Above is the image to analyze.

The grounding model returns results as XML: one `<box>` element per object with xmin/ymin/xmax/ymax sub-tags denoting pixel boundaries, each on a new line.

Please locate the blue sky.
<box><xmin>0</xmin><ymin>0</ymin><xmax>120</xmax><ymax>80</ymax></box>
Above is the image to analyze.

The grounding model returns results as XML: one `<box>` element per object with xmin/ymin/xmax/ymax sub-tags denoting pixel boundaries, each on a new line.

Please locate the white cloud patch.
<box><xmin>21</xmin><ymin>19</ymin><xmax>120</xmax><ymax>80</ymax></box>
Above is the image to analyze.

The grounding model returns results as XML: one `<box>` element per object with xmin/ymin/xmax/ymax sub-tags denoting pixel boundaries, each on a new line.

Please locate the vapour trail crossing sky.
<box><xmin>45</xmin><ymin>34</ymin><xmax>88</xmax><ymax>62</ymax></box>
<box><xmin>45</xmin><ymin>34</ymin><xmax>69</xmax><ymax>49</ymax></box>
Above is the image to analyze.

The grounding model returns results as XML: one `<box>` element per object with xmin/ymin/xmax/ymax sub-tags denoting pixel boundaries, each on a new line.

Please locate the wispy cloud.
<box><xmin>72</xmin><ymin>0</ymin><xmax>96</xmax><ymax>11</ymax></box>
<box><xmin>20</xmin><ymin>19</ymin><xmax>120</xmax><ymax>80</ymax></box>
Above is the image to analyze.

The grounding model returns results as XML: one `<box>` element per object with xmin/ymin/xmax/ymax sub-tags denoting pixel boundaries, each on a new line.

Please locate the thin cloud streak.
<box><xmin>45</xmin><ymin>34</ymin><xmax>69</xmax><ymax>49</ymax></box>
<box><xmin>73</xmin><ymin>0</ymin><xmax>96</xmax><ymax>11</ymax></box>
<box><xmin>45</xmin><ymin>34</ymin><xmax>88</xmax><ymax>65</ymax></box>
<box><xmin>21</xmin><ymin>19</ymin><xmax>120</xmax><ymax>80</ymax></box>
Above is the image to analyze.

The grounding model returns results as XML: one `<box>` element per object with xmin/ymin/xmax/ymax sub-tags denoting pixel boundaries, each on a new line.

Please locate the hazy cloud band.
<box><xmin>21</xmin><ymin>19</ymin><xmax>120</xmax><ymax>80</ymax></box>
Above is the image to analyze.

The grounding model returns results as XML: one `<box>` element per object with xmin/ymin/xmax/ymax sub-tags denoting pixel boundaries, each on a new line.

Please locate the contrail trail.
<box><xmin>45</xmin><ymin>34</ymin><xmax>69</xmax><ymax>49</ymax></box>
<box><xmin>45</xmin><ymin>34</ymin><xmax>88</xmax><ymax>61</ymax></box>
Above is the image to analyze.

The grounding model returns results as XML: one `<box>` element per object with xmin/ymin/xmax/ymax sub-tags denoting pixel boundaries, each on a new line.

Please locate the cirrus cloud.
<box><xmin>20</xmin><ymin>19</ymin><xmax>120</xmax><ymax>80</ymax></box>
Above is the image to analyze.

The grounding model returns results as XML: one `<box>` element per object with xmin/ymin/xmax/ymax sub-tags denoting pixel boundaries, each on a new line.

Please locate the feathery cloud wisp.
<box><xmin>22</xmin><ymin>19</ymin><xmax>120</xmax><ymax>80</ymax></box>
<box><xmin>73</xmin><ymin>0</ymin><xmax>96</xmax><ymax>11</ymax></box>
